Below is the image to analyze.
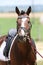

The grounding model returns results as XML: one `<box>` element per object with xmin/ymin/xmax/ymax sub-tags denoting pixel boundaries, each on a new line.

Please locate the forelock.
<box><xmin>21</xmin><ymin>10</ymin><xmax>25</xmax><ymax>15</ymax></box>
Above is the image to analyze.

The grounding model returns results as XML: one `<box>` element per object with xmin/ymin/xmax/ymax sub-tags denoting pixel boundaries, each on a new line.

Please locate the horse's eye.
<box><xmin>28</xmin><ymin>21</ymin><xmax>32</xmax><ymax>28</ymax></box>
<box><xmin>28</xmin><ymin>21</ymin><xmax>30</xmax><ymax>24</ymax></box>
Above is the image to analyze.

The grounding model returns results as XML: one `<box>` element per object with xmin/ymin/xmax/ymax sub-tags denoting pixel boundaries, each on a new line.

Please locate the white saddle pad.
<box><xmin>0</xmin><ymin>41</ymin><xmax>10</xmax><ymax>61</ymax></box>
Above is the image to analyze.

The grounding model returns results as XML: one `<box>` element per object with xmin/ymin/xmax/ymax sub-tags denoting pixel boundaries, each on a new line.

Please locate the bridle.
<box><xmin>17</xmin><ymin>15</ymin><xmax>32</xmax><ymax>37</ymax></box>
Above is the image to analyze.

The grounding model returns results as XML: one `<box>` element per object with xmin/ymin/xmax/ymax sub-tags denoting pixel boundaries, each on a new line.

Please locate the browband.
<box><xmin>18</xmin><ymin>16</ymin><xmax>29</xmax><ymax>19</ymax></box>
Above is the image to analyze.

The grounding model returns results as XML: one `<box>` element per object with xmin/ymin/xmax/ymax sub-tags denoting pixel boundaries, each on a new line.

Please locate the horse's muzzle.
<box><xmin>18</xmin><ymin>27</ymin><xmax>30</xmax><ymax>37</ymax></box>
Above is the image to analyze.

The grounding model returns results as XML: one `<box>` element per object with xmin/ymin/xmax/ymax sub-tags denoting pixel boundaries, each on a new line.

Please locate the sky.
<box><xmin>0</xmin><ymin>0</ymin><xmax>43</xmax><ymax>6</ymax></box>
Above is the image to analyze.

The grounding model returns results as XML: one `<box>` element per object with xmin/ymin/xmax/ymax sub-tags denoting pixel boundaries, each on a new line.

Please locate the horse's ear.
<box><xmin>15</xmin><ymin>7</ymin><xmax>20</xmax><ymax>15</ymax></box>
<box><xmin>26</xmin><ymin>6</ymin><xmax>31</xmax><ymax>15</ymax></box>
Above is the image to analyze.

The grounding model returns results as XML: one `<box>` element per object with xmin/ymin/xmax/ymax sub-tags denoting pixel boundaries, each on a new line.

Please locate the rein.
<box><xmin>27</xmin><ymin>36</ymin><xmax>43</xmax><ymax>59</ymax></box>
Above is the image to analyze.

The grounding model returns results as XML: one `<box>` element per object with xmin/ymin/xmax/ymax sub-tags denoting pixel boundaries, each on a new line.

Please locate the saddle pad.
<box><xmin>0</xmin><ymin>41</ymin><xmax>10</xmax><ymax>61</ymax></box>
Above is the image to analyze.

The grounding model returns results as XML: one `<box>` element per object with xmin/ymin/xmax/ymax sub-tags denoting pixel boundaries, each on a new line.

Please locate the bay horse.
<box><xmin>0</xmin><ymin>6</ymin><xmax>37</xmax><ymax>65</ymax></box>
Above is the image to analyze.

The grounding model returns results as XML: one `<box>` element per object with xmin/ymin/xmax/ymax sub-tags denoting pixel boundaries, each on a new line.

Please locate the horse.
<box><xmin>0</xmin><ymin>6</ymin><xmax>37</xmax><ymax>65</ymax></box>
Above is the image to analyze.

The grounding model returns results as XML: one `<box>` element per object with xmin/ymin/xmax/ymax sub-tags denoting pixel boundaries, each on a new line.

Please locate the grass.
<box><xmin>0</xmin><ymin>17</ymin><xmax>43</xmax><ymax>41</ymax></box>
<box><xmin>0</xmin><ymin>18</ymin><xmax>17</xmax><ymax>35</ymax></box>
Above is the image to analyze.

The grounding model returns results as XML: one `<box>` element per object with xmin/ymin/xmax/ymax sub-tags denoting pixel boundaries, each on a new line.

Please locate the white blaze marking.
<box><xmin>20</xmin><ymin>18</ymin><xmax>27</xmax><ymax>36</ymax></box>
<box><xmin>21</xmin><ymin>18</ymin><xmax>27</xmax><ymax>27</ymax></box>
<box><xmin>21</xmin><ymin>29</ymin><xmax>25</xmax><ymax>36</ymax></box>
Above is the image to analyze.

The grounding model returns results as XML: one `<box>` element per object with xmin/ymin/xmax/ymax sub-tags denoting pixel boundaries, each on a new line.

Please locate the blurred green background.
<box><xmin>0</xmin><ymin>17</ymin><xmax>43</xmax><ymax>41</ymax></box>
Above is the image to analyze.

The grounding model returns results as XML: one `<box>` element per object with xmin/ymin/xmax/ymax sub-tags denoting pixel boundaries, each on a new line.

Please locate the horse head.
<box><xmin>16</xmin><ymin>6</ymin><xmax>32</xmax><ymax>41</ymax></box>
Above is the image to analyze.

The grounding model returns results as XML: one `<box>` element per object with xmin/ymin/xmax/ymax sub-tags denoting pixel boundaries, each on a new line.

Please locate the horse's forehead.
<box><xmin>21</xmin><ymin>14</ymin><xmax>29</xmax><ymax>22</ymax></box>
<box><xmin>22</xmin><ymin>18</ymin><xmax>27</xmax><ymax>22</ymax></box>
<box><xmin>21</xmin><ymin>18</ymin><xmax>28</xmax><ymax>27</ymax></box>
